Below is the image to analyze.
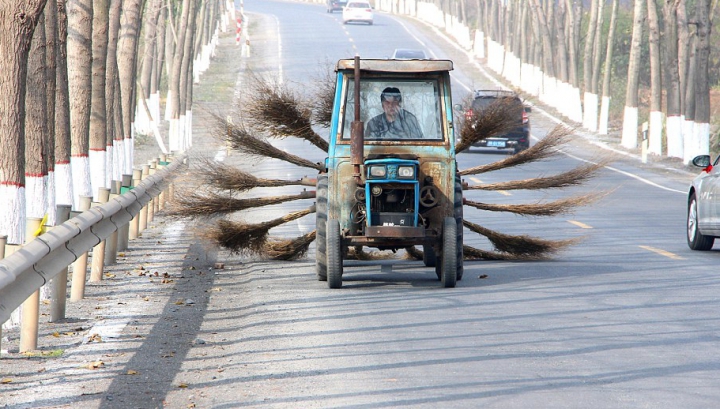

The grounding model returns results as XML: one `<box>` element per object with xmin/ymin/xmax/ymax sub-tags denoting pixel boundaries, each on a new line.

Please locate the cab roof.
<box><xmin>336</xmin><ymin>58</ymin><xmax>453</xmax><ymax>73</ymax></box>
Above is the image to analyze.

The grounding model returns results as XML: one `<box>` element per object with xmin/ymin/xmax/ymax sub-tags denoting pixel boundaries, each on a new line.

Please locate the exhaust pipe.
<box><xmin>350</xmin><ymin>55</ymin><xmax>364</xmax><ymax>184</ymax></box>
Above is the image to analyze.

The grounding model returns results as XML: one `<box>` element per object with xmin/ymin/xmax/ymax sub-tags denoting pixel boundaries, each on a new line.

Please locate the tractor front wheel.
<box><xmin>441</xmin><ymin>217</ymin><xmax>457</xmax><ymax>288</ymax></box>
<box><xmin>327</xmin><ymin>219</ymin><xmax>343</xmax><ymax>288</ymax></box>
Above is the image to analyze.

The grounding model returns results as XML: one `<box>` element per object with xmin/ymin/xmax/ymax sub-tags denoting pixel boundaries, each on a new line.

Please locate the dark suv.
<box><xmin>465</xmin><ymin>90</ymin><xmax>531</xmax><ymax>154</ymax></box>
<box><xmin>327</xmin><ymin>0</ymin><xmax>347</xmax><ymax>12</ymax></box>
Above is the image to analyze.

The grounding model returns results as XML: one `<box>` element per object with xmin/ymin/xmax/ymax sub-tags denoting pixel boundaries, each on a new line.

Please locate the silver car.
<box><xmin>687</xmin><ymin>154</ymin><xmax>720</xmax><ymax>250</ymax></box>
<box><xmin>343</xmin><ymin>1</ymin><xmax>373</xmax><ymax>25</ymax></box>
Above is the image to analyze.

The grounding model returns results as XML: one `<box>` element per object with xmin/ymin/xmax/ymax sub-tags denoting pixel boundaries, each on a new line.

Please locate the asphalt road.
<box><xmin>3</xmin><ymin>1</ymin><xmax>720</xmax><ymax>408</ymax></box>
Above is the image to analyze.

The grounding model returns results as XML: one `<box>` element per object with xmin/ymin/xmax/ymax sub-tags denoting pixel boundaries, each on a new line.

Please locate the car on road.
<box><xmin>343</xmin><ymin>1</ymin><xmax>373</xmax><ymax>25</ymax></box>
<box><xmin>326</xmin><ymin>0</ymin><xmax>347</xmax><ymax>13</ymax></box>
<box><xmin>687</xmin><ymin>154</ymin><xmax>720</xmax><ymax>250</ymax></box>
<box><xmin>391</xmin><ymin>48</ymin><xmax>428</xmax><ymax>59</ymax></box>
<box><xmin>462</xmin><ymin>89</ymin><xmax>531</xmax><ymax>154</ymax></box>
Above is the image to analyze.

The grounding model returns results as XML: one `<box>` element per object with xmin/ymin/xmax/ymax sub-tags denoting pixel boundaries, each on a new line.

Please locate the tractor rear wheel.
<box><xmin>315</xmin><ymin>175</ymin><xmax>328</xmax><ymax>281</ymax></box>
<box><xmin>441</xmin><ymin>217</ymin><xmax>457</xmax><ymax>288</ymax></box>
<box><xmin>422</xmin><ymin>245</ymin><xmax>437</xmax><ymax>267</ymax></box>
<box><xmin>327</xmin><ymin>219</ymin><xmax>343</xmax><ymax>288</ymax></box>
<box><xmin>454</xmin><ymin>174</ymin><xmax>464</xmax><ymax>280</ymax></box>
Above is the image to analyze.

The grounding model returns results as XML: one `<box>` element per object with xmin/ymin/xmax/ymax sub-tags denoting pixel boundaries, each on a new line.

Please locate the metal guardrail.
<box><xmin>0</xmin><ymin>154</ymin><xmax>188</xmax><ymax>325</ymax></box>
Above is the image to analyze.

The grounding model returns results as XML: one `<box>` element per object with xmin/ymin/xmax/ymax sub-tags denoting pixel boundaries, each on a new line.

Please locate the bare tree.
<box><xmin>664</xmin><ymin>0</ymin><xmax>684</xmax><ymax>158</ymax></box>
<box><xmin>45</xmin><ymin>1</ymin><xmax>59</xmax><ymax>222</ymax></box>
<box><xmin>692</xmin><ymin>0</ymin><xmax>712</xmax><ymax>156</ymax></box>
<box><xmin>647</xmin><ymin>0</ymin><xmax>663</xmax><ymax>155</ymax></box>
<box><xmin>117</xmin><ymin>0</ymin><xmax>144</xmax><ymax>173</ymax></box>
<box><xmin>67</xmin><ymin>0</ymin><xmax>93</xmax><ymax>205</ymax></box>
<box><xmin>55</xmin><ymin>0</ymin><xmax>74</xmax><ymax>209</ymax></box>
<box><xmin>90</xmin><ymin>0</ymin><xmax>109</xmax><ymax>192</ymax></box>
<box><xmin>599</xmin><ymin>0</ymin><xmax>620</xmax><ymax>135</ymax></box>
<box><xmin>621</xmin><ymin>0</ymin><xmax>646</xmax><ymax>149</ymax></box>
<box><xmin>106</xmin><ymin>0</ymin><xmax>123</xmax><ymax>182</ymax></box>
<box><xmin>582</xmin><ymin>0</ymin><xmax>600</xmax><ymax>131</ymax></box>
<box><xmin>169</xmin><ymin>0</ymin><xmax>193</xmax><ymax>152</ymax></box>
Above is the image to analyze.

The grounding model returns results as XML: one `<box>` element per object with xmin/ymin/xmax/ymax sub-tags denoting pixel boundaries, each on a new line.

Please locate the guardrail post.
<box><xmin>70</xmin><ymin>196</ymin><xmax>93</xmax><ymax>301</ymax></box>
<box><xmin>118</xmin><ymin>174</ymin><xmax>133</xmax><ymax>251</ymax></box>
<box><xmin>20</xmin><ymin>217</ymin><xmax>44</xmax><ymax>353</ymax></box>
<box><xmin>90</xmin><ymin>188</ymin><xmax>111</xmax><ymax>283</ymax></box>
<box><xmin>104</xmin><ymin>183</ymin><xmax>120</xmax><ymax>266</ymax></box>
<box><xmin>0</xmin><ymin>235</ymin><xmax>5</xmax><ymax>356</ymax></box>
<box><xmin>129</xmin><ymin>169</ymin><xmax>143</xmax><ymax>240</ymax></box>
<box><xmin>50</xmin><ymin>205</ymin><xmax>72</xmax><ymax>322</ymax></box>
<box><xmin>157</xmin><ymin>157</ymin><xmax>167</xmax><ymax>210</ymax></box>
<box><xmin>139</xmin><ymin>165</ymin><xmax>150</xmax><ymax>233</ymax></box>
<box><xmin>148</xmin><ymin>161</ymin><xmax>157</xmax><ymax>223</ymax></box>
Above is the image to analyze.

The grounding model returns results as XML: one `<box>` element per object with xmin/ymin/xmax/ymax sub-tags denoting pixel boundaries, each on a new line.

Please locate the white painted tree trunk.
<box><xmin>114</xmin><ymin>139</ymin><xmax>125</xmax><ymax>181</ymax></box>
<box><xmin>598</xmin><ymin>96</ymin><xmax>610</xmax><ymax>135</ymax></box>
<box><xmin>648</xmin><ymin>110</ymin><xmax>664</xmax><ymax>155</ymax></box>
<box><xmin>46</xmin><ymin>172</ymin><xmax>56</xmax><ymax>225</ymax></box>
<box><xmin>26</xmin><ymin>176</ymin><xmax>46</xmax><ymax>221</ymax></box>
<box><xmin>54</xmin><ymin>163</ymin><xmax>74</xmax><ymax>207</ymax></box>
<box><xmin>583</xmin><ymin>92</ymin><xmax>598</xmax><ymax>131</ymax></box>
<box><xmin>164</xmin><ymin>89</ymin><xmax>174</xmax><ymax>121</ymax></box>
<box><xmin>169</xmin><ymin>117</ymin><xmax>180</xmax><ymax>152</ymax></box>
<box><xmin>90</xmin><ymin>150</ymin><xmax>106</xmax><ymax>200</ymax></box>
<box><xmin>666</xmin><ymin>115</ymin><xmax>684</xmax><ymax>159</ymax></box>
<box><xmin>71</xmin><ymin>156</ymin><xmax>92</xmax><ymax>210</ymax></box>
<box><xmin>0</xmin><ymin>186</ymin><xmax>25</xmax><ymax>244</ymax></box>
<box><xmin>473</xmin><ymin>30</ymin><xmax>484</xmax><ymax>59</ymax></box>
<box><xmin>621</xmin><ymin>106</ymin><xmax>639</xmax><ymax>149</ymax></box>
<box><xmin>682</xmin><ymin>119</ymin><xmax>696</xmax><ymax>164</ymax></box>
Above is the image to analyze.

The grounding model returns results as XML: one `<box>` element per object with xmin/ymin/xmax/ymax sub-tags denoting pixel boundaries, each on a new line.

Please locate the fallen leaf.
<box><xmin>1</xmin><ymin>378</ymin><xmax>12</xmax><ymax>384</ymax></box>
<box><xmin>127</xmin><ymin>370</ymin><xmax>139</xmax><ymax>375</ymax></box>
<box><xmin>88</xmin><ymin>333</ymin><xmax>103</xmax><ymax>343</ymax></box>
<box><xmin>174</xmin><ymin>300</ymin><xmax>185</xmax><ymax>305</ymax></box>
<box><xmin>42</xmin><ymin>300</ymin><xmax>50</xmax><ymax>305</ymax></box>
<box><xmin>479</xmin><ymin>274</ymin><xmax>489</xmax><ymax>279</ymax></box>
<box><xmin>52</xmin><ymin>332</ymin><xmax>60</xmax><ymax>338</ymax></box>
<box><xmin>178</xmin><ymin>383</ymin><xmax>189</xmax><ymax>388</ymax></box>
<box><xmin>161</xmin><ymin>279</ymin><xmax>174</xmax><ymax>284</ymax></box>
<box><xmin>86</xmin><ymin>360</ymin><xmax>105</xmax><ymax>369</ymax></box>
<box><xmin>104</xmin><ymin>273</ymin><xmax>116</xmax><ymax>278</ymax></box>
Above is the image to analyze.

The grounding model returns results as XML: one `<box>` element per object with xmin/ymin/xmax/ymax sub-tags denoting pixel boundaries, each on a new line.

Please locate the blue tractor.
<box><xmin>316</xmin><ymin>57</ymin><xmax>463</xmax><ymax>288</ymax></box>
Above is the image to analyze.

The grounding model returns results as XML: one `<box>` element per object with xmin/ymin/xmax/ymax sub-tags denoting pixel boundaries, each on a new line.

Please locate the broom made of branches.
<box><xmin>455</xmin><ymin>97</ymin><xmax>525</xmax><ymax>154</ymax></box>
<box><xmin>463</xmin><ymin>219</ymin><xmax>581</xmax><ymax>257</ymax></box>
<box><xmin>464</xmin><ymin>192</ymin><xmax>604</xmax><ymax>217</ymax></box>
<box><xmin>463</xmin><ymin>245</ymin><xmax>550</xmax><ymax>261</ymax></box>
<box><xmin>310</xmin><ymin>64</ymin><xmax>336</xmax><ymax>129</ymax></box>
<box><xmin>215</xmin><ymin>114</ymin><xmax>324</xmax><ymax>172</ymax></box>
<box><xmin>167</xmin><ymin>190</ymin><xmax>316</xmax><ymax>218</ymax></box>
<box><xmin>465</xmin><ymin>161</ymin><xmax>608</xmax><ymax>191</ymax></box>
<box><xmin>200</xmin><ymin>206</ymin><xmax>316</xmax><ymax>254</ymax></box>
<box><xmin>243</xmin><ymin>72</ymin><xmax>329</xmax><ymax>152</ymax></box>
<box><xmin>263</xmin><ymin>230</ymin><xmax>317</xmax><ymax>260</ymax></box>
<box><xmin>194</xmin><ymin>158</ymin><xmax>316</xmax><ymax>192</ymax></box>
<box><xmin>459</xmin><ymin>125</ymin><xmax>573</xmax><ymax>176</ymax></box>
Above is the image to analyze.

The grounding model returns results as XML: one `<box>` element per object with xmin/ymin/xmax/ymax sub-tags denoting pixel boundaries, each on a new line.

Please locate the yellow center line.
<box><xmin>639</xmin><ymin>245</ymin><xmax>685</xmax><ymax>260</ymax></box>
<box><xmin>568</xmin><ymin>220</ymin><xmax>593</xmax><ymax>229</ymax></box>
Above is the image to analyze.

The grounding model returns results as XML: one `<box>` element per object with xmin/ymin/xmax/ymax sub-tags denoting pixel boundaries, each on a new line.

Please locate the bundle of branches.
<box><xmin>463</xmin><ymin>219</ymin><xmax>580</xmax><ymax>257</ymax></box>
<box><xmin>464</xmin><ymin>192</ymin><xmax>604</xmax><ymax>217</ymax></box>
<box><xmin>200</xmin><ymin>206</ymin><xmax>316</xmax><ymax>254</ymax></box>
<box><xmin>309</xmin><ymin>65</ymin><xmax>336</xmax><ymax>129</ymax></box>
<box><xmin>194</xmin><ymin>157</ymin><xmax>315</xmax><ymax>192</ymax></box>
<box><xmin>455</xmin><ymin>96</ymin><xmax>524</xmax><ymax>154</ymax></box>
<box><xmin>404</xmin><ymin>246</ymin><xmax>424</xmax><ymax>260</ymax></box>
<box><xmin>167</xmin><ymin>190</ymin><xmax>315</xmax><ymax>218</ymax></box>
<box><xmin>346</xmin><ymin>247</ymin><xmax>396</xmax><ymax>260</ymax></box>
<box><xmin>263</xmin><ymin>230</ymin><xmax>317</xmax><ymax>260</ymax></box>
<box><xmin>460</xmin><ymin>125</ymin><xmax>573</xmax><ymax>176</ymax></box>
<box><xmin>466</xmin><ymin>161</ymin><xmax>608</xmax><ymax>191</ymax></box>
<box><xmin>217</xmin><ymin>116</ymin><xmax>324</xmax><ymax>171</ymax></box>
<box><xmin>463</xmin><ymin>245</ymin><xmax>549</xmax><ymax>261</ymax></box>
<box><xmin>243</xmin><ymin>73</ymin><xmax>329</xmax><ymax>152</ymax></box>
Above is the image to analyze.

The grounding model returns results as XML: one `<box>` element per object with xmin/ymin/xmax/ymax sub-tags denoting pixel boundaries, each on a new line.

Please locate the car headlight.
<box><xmin>398</xmin><ymin>166</ymin><xmax>415</xmax><ymax>179</ymax></box>
<box><xmin>368</xmin><ymin>165</ymin><xmax>387</xmax><ymax>178</ymax></box>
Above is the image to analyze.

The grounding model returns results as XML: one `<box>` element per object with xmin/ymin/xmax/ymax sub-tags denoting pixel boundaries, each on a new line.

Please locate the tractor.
<box><xmin>316</xmin><ymin>57</ymin><xmax>463</xmax><ymax>288</ymax></box>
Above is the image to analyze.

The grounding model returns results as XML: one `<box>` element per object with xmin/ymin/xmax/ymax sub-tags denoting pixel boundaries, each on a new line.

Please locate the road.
<box><xmin>3</xmin><ymin>0</ymin><xmax>720</xmax><ymax>408</ymax></box>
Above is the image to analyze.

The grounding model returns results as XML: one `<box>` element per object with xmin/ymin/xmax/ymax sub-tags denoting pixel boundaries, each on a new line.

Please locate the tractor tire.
<box><xmin>441</xmin><ymin>217</ymin><xmax>458</xmax><ymax>288</ymax></box>
<box><xmin>315</xmin><ymin>175</ymin><xmax>328</xmax><ymax>281</ymax></box>
<box><xmin>327</xmin><ymin>219</ymin><xmax>343</xmax><ymax>288</ymax></box>
<box><xmin>422</xmin><ymin>244</ymin><xmax>437</xmax><ymax>267</ymax></box>
<box><xmin>454</xmin><ymin>174</ymin><xmax>464</xmax><ymax>280</ymax></box>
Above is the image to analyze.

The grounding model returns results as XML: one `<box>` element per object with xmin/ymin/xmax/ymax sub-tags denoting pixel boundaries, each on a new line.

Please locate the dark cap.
<box><xmin>381</xmin><ymin>87</ymin><xmax>402</xmax><ymax>102</ymax></box>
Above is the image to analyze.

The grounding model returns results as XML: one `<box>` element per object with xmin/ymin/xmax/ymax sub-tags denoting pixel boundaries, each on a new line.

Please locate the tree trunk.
<box><xmin>599</xmin><ymin>0</ymin><xmax>619</xmax><ymax>135</ymax></box>
<box><xmin>137</xmin><ymin>0</ymin><xmax>162</xmax><ymax>136</ymax></box>
<box><xmin>582</xmin><ymin>0</ymin><xmax>599</xmax><ymax>131</ymax></box>
<box><xmin>67</xmin><ymin>0</ymin><xmax>93</xmax><ymax>207</ymax></box>
<box><xmin>677</xmin><ymin>0</ymin><xmax>689</xmax><ymax>114</ymax></box>
<box><xmin>529</xmin><ymin>0</ymin><xmax>555</xmax><ymax>77</ymax></box>
<box><xmin>117</xmin><ymin>0</ymin><xmax>144</xmax><ymax>173</ymax></box>
<box><xmin>169</xmin><ymin>0</ymin><xmax>193</xmax><ymax>152</ymax></box>
<box><xmin>0</xmin><ymin>1</ymin><xmax>47</xmax><ymax>244</ymax></box>
<box><xmin>90</xmin><ymin>0</ymin><xmax>109</xmax><ymax>194</ymax></box>
<box><xmin>26</xmin><ymin>14</ymin><xmax>49</xmax><ymax>221</ymax></box>
<box><xmin>178</xmin><ymin>0</ymin><xmax>198</xmax><ymax>151</ymax></box>
<box><xmin>564</xmin><ymin>0</ymin><xmax>581</xmax><ymax>87</ymax></box>
<box><xmin>646</xmin><ymin>0</ymin><xmax>663</xmax><ymax>155</ymax></box>
<box><xmin>106</xmin><ymin>0</ymin><xmax>122</xmax><ymax>182</ymax></box>
<box><xmin>45</xmin><ymin>0</ymin><xmax>58</xmax><ymax>223</ymax></box>
<box><xmin>663</xmin><ymin>0</ymin><xmax>683</xmax><ymax>158</ymax></box>
<box><xmin>692</xmin><ymin>0</ymin><xmax>711</xmax><ymax>157</ymax></box>
<box><xmin>55</xmin><ymin>0</ymin><xmax>73</xmax><ymax>209</ymax></box>
<box><xmin>554</xmin><ymin>0</ymin><xmax>569</xmax><ymax>83</ymax></box>
<box><xmin>621</xmin><ymin>0</ymin><xmax>646</xmax><ymax>149</ymax></box>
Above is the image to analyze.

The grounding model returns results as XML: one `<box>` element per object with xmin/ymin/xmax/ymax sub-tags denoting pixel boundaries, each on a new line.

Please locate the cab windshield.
<box><xmin>341</xmin><ymin>78</ymin><xmax>444</xmax><ymax>141</ymax></box>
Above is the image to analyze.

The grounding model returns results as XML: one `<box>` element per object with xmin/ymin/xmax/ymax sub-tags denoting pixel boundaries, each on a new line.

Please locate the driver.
<box><xmin>365</xmin><ymin>87</ymin><xmax>423</xmax><ymax>139</ymax></box>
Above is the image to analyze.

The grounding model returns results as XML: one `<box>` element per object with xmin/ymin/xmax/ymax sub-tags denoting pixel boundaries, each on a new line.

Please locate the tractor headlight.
<box><xmin>397</xmin><ymin>166</ymin><xmax>415</xmax><ymax>179</ymax></box>
<box><xmin>368</xmin><ymin>165</ymin><xmax>387</xmax><ymax>178</ymax></box>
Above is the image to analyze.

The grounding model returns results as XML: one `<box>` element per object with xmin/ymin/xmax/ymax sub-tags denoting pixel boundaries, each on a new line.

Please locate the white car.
<box><xmin>343</xmin><ymin>1</ymin><xmax>373</xmax><ymax>25</ymax></box>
